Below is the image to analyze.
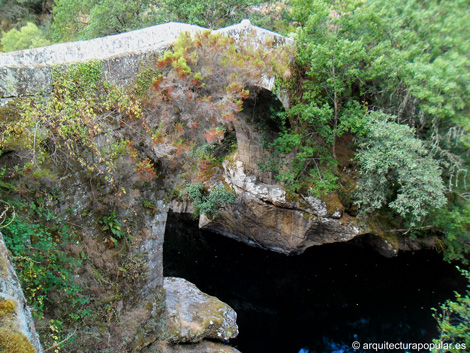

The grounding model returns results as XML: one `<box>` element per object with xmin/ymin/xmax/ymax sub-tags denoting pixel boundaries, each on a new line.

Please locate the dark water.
<box><xmin>163</xmin><ymin>213</ymin><xmax>466</xmax><ymax>353</ymax></box>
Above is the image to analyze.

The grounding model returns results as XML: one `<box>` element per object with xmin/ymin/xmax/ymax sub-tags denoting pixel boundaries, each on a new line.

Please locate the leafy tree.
<box><xmin>263</xmin><ymin>0</ymin><xmax>377</xmax><ymax>195</ymax></box>
<box><xmin>82</xmin><ymin>0</ymin><xmax>157</xmax><ymax>38</ymax></box>
<box><xmin>293</xmin><ymin>0</ymin><xmax>373</xmax><ymax>159</ymax></box>
<box><xmin>0</xmin><ymin>0</ymin><xmax>51</xmax><ymax>32</ymax></box>
<box><xmin>50</xmin><ymin>0</ymin><xmax>90</xmax><ymax>42</ymax></box>
<box><xmin>282</xmin><ymin>0</ymin><xmax>469</xmax><ymax>247</ymax></box>
<box><xmin>1</xmin><ymin>22</ymin><xmax>50</xmax><ymax>51</ymax></box>
<box><xmin>51</xmin><ymin>0</ymin><xmax>159</xmax><ymax>42</ymax></box>
<box><xmin>51</xmin><ymin>0</ymin><xmax>268</xmax><ymax>42</ymax></box>
<box><xmin>367</xmin><ymin>0</ymin><xmax>470</xmax><ymax>129</ymax></box>
<box><xmin>154</xmin><ymin>0</ymin><xmax>263</xmax><ymax>28</ymax></box>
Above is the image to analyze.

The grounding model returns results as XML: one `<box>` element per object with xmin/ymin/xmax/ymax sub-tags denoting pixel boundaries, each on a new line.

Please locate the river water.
<box><xmin>163</xmin><ymin>213</ymin><xmax>465</xmax><ymax>353</ymax></box>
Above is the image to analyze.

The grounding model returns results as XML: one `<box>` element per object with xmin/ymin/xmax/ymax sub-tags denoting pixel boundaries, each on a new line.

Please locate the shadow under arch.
<box><xmin>232</xmin><ymin>85</ymin><xmax>288</xmax><ymax>181</ymax></box>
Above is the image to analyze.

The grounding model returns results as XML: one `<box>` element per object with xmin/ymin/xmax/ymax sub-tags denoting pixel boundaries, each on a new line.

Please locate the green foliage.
<box><xmin>0</xmin><ymin>0</ymin><xmax>34</xmax><ymax>27</ymax></box>
<box><xmin>1</xmin><ymin>22</ymin><xmax>50</xmax><ymax>52</ymax></box>
<box><xmin>262</xmin><ymin>129</ymin><xmax>338</xmax><ymax>196</ymax></box>
<box><xmin>289</xmin><ymin>0</ymin><xmax>470</xmax><ymax>160</ymax></box>
<box><xmin>51</xmin><ymin>0</ymin><xmax>159</xmax><ymax>42</ymax></box>
<box><xmin>50</xmin><ymin>0</ymin><xmax>88</xmax><ymax>42</ymax></box>
<box><xmin>155</xmin><ymin>0</ymin><xmax>263</xmax><ymax>28</ymax></box>
<box><xmin>52</xmin><ymin>60</ymin><xmax>103</xmax><ymax>98</ymax></box>
<box><xmin>432</xmin><ymin>267</ymin><xmax>470</xmax><ymax>352</ymax></box>
<box><xmin>2</xmin><ymin>200</ymin><xmax>90</xmax><ymax>322</ymax></box>
<box><xmin>290</xmin><ymin>0</ymin><xmax>470</xmax><ymax>137</ymax></box>
<box><xmin>0</xmin><ymin>0</ymin><xmax>52</xmax><ymax>47</ymax></box>
<box><xmin>289</xmin><ymin>0</ymin><xmax>375</xmax><ymax>159</ymax></box>
<box><xmin>283</xmin><ymin>0</ymin><xmax>470</xmax><ymax>256</ymax></box>
<box><xmin>367</xmin><ymin>0</ymin><xmax>470</xmax><ymax>129</ymax></box>
<box><xmin>183</xmin><ymin>183</ymin><xmax>236</xmax><ymax>219</ymax></box>
<box><xmin>261</xmin><ymin>0</ymin><xmax>376</xmax><ymax>198</ymax></box>
<box><xmin>434</xmin><ymin>197</ymin><xmax>470</xmax><ymax>264</ymax></box>
<box><xmin>354</xmin><ymin>112</ymin><xmax>446</xmax><ymax>227</ymax></box>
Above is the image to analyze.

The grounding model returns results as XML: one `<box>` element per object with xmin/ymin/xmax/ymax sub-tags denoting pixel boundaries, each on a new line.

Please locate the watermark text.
<box><xmin>352</xmin><ymin>341</ymin><xmax>466</xmax><ymax>351</ymax></box>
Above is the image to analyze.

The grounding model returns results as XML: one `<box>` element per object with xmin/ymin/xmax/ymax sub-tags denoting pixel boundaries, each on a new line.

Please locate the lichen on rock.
<box><xmin>152</xmin><ymin>340</ymin><xmax>242</xmax><ymax>353</ymax></box>
<box><xmin>162</xmin><ymin>277</ymin><xmax>238</xmax><ymax>343</ymax></box>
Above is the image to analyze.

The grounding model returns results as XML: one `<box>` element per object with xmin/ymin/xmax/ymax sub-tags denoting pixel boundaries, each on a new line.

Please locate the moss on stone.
<box><xmin>326</xmin><ymin>192</ymin><xmax>344</xmax><ymax>215</ymax></box>
<box><xmin>0</xmin><ymin>327</ymin><xmax>36</xmax><ymax>353</ymax></box>
<box><xmin>0</xmin><ymin>99</ymin><xmax>23</xmax><ymax>124</ymax></box>
<box><xmin>0</xmin><ymin>299</ymin><xmax>16</xmax><ymax>317</ymax></box>
<box><xmin>0</xmin><ymin>297</ymin><xmax>36</xmax><ymax>353</ymax></box>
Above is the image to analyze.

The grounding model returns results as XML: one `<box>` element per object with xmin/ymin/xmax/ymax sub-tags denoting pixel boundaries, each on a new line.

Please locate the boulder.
<box><xmin>163</xmin><ymin>277</ymin><xmax>238</xmax><ymax>343</ymax></box>
<box><xmin>151</xmin><ymin>341</ymin><xmax>241</xmax><ymax>353</ymax></box>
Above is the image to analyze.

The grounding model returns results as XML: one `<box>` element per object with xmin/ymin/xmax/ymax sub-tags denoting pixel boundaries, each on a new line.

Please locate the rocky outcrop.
<box><xmin>162</xmin><ymin>277</ymin><xmax>238</xmax><ymax>343</ymax></box>
<box><xmin>352</xmin><ymin>231</ymin><xmax>443</xmax><ymax>258</ymax></box>
<box><xmin>0</xmin><ymin>232</ymin><xmax>43</xmax><ymax>353</ymax></box>
<box><xmin>152</xmin><ymin>341</ymin><xmax>241</xmax><ymax>353</ymax></box>
<box><xmin>199</xmin><ymin>160</ymin><xmax>362</xmax><ymax>254</ymax></box>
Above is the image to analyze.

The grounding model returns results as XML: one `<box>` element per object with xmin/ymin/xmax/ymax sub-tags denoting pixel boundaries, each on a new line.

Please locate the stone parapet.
<box><xmin>0</xmin><ymin>21</ymin><xmax>293</xmax><ymax>105</ymax></box>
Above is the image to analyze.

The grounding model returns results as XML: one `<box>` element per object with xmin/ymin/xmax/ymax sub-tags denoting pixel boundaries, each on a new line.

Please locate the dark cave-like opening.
<box><xmin>163</xmin><ymin>212</ymin><xmax>465</xmax><ymax>353</ymax></box>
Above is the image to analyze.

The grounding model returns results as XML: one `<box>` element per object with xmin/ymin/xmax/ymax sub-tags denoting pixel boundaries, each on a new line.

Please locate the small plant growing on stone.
<box><xmin>100</xmin><ymin>211</ymin><xmax>124</xmax><ymax>247</ymax></box>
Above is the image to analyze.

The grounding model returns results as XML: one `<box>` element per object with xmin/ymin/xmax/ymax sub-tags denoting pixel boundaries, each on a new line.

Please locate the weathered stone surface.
<box><xmin>151</xmin><ymin>340</ymin><xmax>241</xmax><ymax>353</ymax></box>
<box><xmin>0</xmin><ymin>23</ymin><xmax>204</xmax><ymax>67</ymax></box>
<box><xmin>0</xmin><ymin>20</ymin><xmax>293</xmax><ymax>106</ymax></box>
<box><xmin>139</xmin><ymin>200</ymin><xmax>169</xmax><ymax>297</ymax></box>
<box><xmin>0</xmin><ymin>21</ymin><xmax>206</xmax><ymax>102</ymax></box>
<box><xmin>235</xmin><ymin>109</ymin><xmax>274</xmax><ymax>178</ymax></box>
<box><xmin>199</xmin><ymin>160</ymin><xmax>362</xmax><ymax>254</ymax></box>
<box><xmin>0</xmin><ymin>232</ymin><xmax>43</xmax><ymax>353</ymax></box>
<box><xmin>352</xmin><ymin>232</ymin><xmax>443</xmax><ymax>257</ymax></box>
<box><xmin>163</xmin><ymin>277</ymin><xmax>238</xmax><ymax>343</ymax></box>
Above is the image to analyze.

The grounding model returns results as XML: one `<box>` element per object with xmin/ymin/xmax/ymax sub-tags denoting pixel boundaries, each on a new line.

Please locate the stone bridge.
<box><xmin>0</xmin><ymin>21</ymin><xmax>364</xmax><ymax>256</ymax></box>
<box><xmin>0</xmin><ymin>20</ymin><xmax>293</xmax><ymax>106</ymax></box>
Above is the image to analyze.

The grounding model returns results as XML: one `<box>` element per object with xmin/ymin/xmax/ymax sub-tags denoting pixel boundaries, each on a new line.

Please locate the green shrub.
<box><xmin>100</xmin><ymin>211</ymin><xmax>124</xmax><ymax>247</ymax></box>
<box><xmin>432</xmin><ymin>267</ymin><xmax>470</xmax><ymax>352</ymax></box>
<box><xmin>354</xmin><ymin>112</ymin><xmax>446</xmax><ymax>227</ymax></box>
<box><xmin>434</xmin><ymin>200</ymin><xmax>470</xmax><ymax>264</ymax></box>
<box><xmin>183</xmin><ymin>183</ymin><xmax>236</xmax><ymax>219</ymax></box>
